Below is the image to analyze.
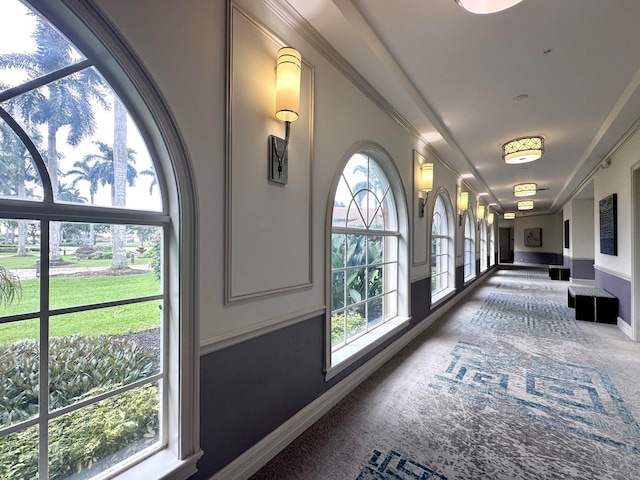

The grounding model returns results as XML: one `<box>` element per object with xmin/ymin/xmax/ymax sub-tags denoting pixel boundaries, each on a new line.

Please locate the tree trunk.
<box><xmin>48</xmin><ymin>123</ymin><xmax>62</xmax><ymax>263</ymax></box>
<box><xmin>16</xmin><ymin>162</ymin><xmax>28</xmax><ymax>255</ymax></box>
<box><xmin>111</xmin><ymin>97</ymin><xmax>128</xmax><ymax>269</ymax></box>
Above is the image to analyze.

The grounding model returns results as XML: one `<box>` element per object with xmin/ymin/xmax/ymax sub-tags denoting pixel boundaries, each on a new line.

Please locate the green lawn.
<box><xmin>0</xmin><ymin>254</ymin><xmax>120</xmax><ymax>269</ymax></box>
<box><xmin>0</xmin><ymin>272</ymin><xmax>161</xmax><ymax>346</ymax></box>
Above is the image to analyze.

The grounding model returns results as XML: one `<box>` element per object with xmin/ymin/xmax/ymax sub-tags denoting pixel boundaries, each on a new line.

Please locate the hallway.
<box><xmin>252</xmin><ymin>268</ymin><xmax>640</xmax><ymax>479</ymax></box>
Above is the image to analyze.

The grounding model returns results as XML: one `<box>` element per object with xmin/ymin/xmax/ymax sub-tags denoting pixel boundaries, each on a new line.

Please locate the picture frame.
<box><xmin>524</xmin><ymin>228</ymin><xmax>542</xmax><ymax>247</ymax></box>
<box><xmin>599</xmin><ymin>193</ymin><xmax>617</xmax><ymax>256</ymax></box>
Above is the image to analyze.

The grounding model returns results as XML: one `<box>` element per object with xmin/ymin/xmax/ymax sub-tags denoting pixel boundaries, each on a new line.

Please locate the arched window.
<box><xmin>431</xmin><ymin>190</ymin><xmax>455</xmax><ymax>303</ymax></box>
<box><xmin>480</xmin><ymin>220</ymin><xmax>488</xmax><ymax>272</ymax></box>
<box><xmin>463</xmin><ymin>210</ymin><xmax>476</xmax><ymax>281</ymax></box>
<box><xmin>0</xmin><ymin>1</ymin><xmax>198</xmax><ymax>478</ymax></box>
<box><xmin>489</xmin><ymin>223</ymin><xmax>496</xmax><ymax>267</ymax></box>
<box><xmin>329</xmin><ymin>148</ymin><xmax>408</xmax><ymax>372</ymax></box>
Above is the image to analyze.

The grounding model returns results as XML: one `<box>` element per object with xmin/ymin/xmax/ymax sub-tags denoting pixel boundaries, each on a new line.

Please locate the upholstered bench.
<box><xmin>549</xmin><ymin>265</ymin><xmax>570</xmax><ymax>280</ymax></box>
<box><xmin>567</xmin><ymin>286</ymin><xmax>618</xmax><ymax>324</ymax></box>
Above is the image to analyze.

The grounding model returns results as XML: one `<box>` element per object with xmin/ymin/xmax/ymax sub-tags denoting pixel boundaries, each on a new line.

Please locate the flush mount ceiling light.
<box><xmin>502</xmin><ymin>136</ymin><xmax>544</xmax><ymax>164</ymax></box>
<box><xmin>504</xmin><ymin>212</ymin><xmax>516</xmax><ymax>219</ymax></box>
<box><xmin>513</xmin><ymin>182</ymin><xmax>537</xmax><ymax>197</ymax></box>
<box><xmin>517</xmin><ymin>200</ymin><xmax>534</xmax><ymax>210</ymax></box>
<box><xmin>455</xmin><ymin>0</ymin><xmax>524</xmax><ymax>14</ymax></box>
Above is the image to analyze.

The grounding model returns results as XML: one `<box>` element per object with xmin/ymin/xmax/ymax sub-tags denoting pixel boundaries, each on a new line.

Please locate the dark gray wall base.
<box><xmin>595</xmin><ymin>269</ymin><xmax>631</xmax><ymax>325</ymax></box>
<box><xmin>514</xmin><ymin>251</ymin><xmax>562</xmax><ymax>265</ymax></box>
<box><xmin>411</xmin><ymin>276</ymin><xmax>431</xmax><ymax>322</ymax></box>
<box><xmin>568</xmin><ymin>258</ymin><xmax>595</xmax><ymax>280</ymax></box>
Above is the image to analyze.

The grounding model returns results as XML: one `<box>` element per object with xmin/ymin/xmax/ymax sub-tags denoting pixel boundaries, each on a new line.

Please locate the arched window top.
<box><xmin>332</xmin><ymin>152</ymin><xmax>397</xmax><ymax>232</ymax></box>
<box><xmin>0</xmin><ymin>1</ymin><xmax>162</xmax><ymax>212</ymax></box>
<box><xmin>432</xmin><ymin>191</ymin><xmax>451</xmax><ymax>237</ymax></box>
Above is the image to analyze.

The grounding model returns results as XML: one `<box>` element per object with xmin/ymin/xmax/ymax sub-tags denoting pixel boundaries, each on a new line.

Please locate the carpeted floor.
<box><xmin>251</xmin><ymin>268</ymin><xmax>640</xmax><ymax>479</ymax></box>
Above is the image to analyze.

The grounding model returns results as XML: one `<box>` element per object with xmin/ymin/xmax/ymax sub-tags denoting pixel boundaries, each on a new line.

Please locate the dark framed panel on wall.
<box><xmin>524</xmin><ymin>228</ymin><xmax>542</xmax><ymax>247</ymax></box>
<box><xmin>564</xmin><ymin>220</ymin><xmax>569</xmax><ymax>248</ymax></box>
<box><xmin>599</xmin><ymin>193</ymin><xmax>617</xmax><ymax>256</ymax></box>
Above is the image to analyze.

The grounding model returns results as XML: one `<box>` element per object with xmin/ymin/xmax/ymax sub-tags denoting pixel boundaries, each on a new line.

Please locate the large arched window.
<box><xmin>329</xmin><ymin>148</ymin><xmax>408</xmax><ymax>373</ymax></box>
<box><xmin>489</xmin><ymin>223</ymin><xmax>496</xmax><ymax>267</ymax></box>
<box><xmin>431</xmin><ymin>190</ymin><xmax>455</xmax><ymax>303</ymax></box>
<box><xmin>0</xmin><ymin>1</ymin><xmax>198</xmax><ymax>478</ymax></box>
<box><xmin>463</xmin><ymin>210</ymin><xmax>476</xmax><ymax>282</ymax></box>
<box><xmin>480</xmin><ymin>220</ymin><xmax>488</xmax><ymax>272</ymax></box>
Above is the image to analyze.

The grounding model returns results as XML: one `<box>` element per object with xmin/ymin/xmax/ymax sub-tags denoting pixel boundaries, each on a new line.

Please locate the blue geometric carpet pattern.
<box><xmin>429</xmin><ymin>341</ymin><xmax>640</xmax><ymax>454</ymax></box>
<box><xmin>251</xmin><ymin>268</ymin><xmax>640</xmax><ymax>480</ymax></box>
<box><xmin>470</xmin><ymin>292</ymin><xmax>580</xmax><ymax>340</ymax></box>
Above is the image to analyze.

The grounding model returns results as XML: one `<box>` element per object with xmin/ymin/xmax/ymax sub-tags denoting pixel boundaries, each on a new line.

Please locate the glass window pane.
<box><xmin>330</xmin><ymin>311</ymin><xmax>345</xmax><ymax>349</ymax></box>
<box><xmin>49</xmin><ymin>223</ymin><xmax>161</xmax><ymax>309</ymax></box>
<box><xmin>346</xmin><ymin>234</ymin><xmax>366</xmax><ymax>267</ymax></box>
<box><xmin>0</xmin><ymin>0</ymin><xmax>86</xmax><ymax>91</ymax></box>
<box><xmin>346</xmin><ymin>304</ymin><xmax>366</xmax><ymax>341</ymax></box>
<box><xmin>0</xmin><ymin>219</ymin><xmax>40</xmax><ymax>318</ymax></box>
<box><xmin>383</xmin><ymin>291</ymin><xmax>398</xmax><ymax>321</ymax></box>
<box><xmin>331</xmin><ymin>234</ymin><xmax>345</xmax><ymax>269</ymax></box>
<box><xmin>0</xmin><ymin>322</ymin><xmax>39</xmax><ymax>428</ymax></box>
<box><xmin>0</xmin><ymin>424</ymin><xmax>39</xmax><ymax>479</ymax></box>
<box><xmin>367</xmin><ymin>297</ymin><xmax>383</xmax><ymax>328</ymax></box>
<box><xmin>346</xmin><ymin>267</ymin><xmax>366</xmax><ymax>305</ymax></box>
<box><xmin>367</xmin><ymin>235</ymin><xmax>383</xmax><ymax>264</ymax></box>
<box><xmin>0</xmin><ymin>119</ymin><xmax>44</xmax><ymax>201</ymax></box>
<box><xmin>331</xmin><ymin>271</ymin><xmax>345</xmax><ymax>311</ymax></box>
<box><xmin>48</xmin><ymin>383</ymin><xmax>160</xmax><ymax>479</ymax></box>
<box><xmin>367</xmin><ymin>266</ymin><xmax>382</xmax><ymax>298</ymax></box>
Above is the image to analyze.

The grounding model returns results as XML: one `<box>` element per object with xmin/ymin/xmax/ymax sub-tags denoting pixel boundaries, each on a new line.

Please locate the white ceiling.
<box><xmin>285</xmin><ymin>0</ymin><xmax>640</xmax><ymax>214</ymax></box>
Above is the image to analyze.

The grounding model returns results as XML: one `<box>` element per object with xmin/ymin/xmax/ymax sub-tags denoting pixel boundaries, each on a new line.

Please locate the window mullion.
<box><xmin>38</xmin><ymin>221</ymin><xmax>50</xmax><ymax>480</ymax></box>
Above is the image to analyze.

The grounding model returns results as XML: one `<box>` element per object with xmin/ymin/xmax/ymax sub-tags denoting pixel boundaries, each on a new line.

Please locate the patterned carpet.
<box><xmin>251</xmin><ymin>268</ymin><xmax>640</xmax><ymax>479</ymax></box>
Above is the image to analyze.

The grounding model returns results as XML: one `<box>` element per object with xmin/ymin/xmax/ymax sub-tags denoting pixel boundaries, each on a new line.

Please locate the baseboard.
<box><xmin>209</xmin><ymin>270</ymin><xmax>495</xmax><ymax>480</ymax></box>
<box><xmin>618</xmin><ymin>317</ymin><xmax>633</xmax><ymax>339</ymax></box>
<box><xmin>570</xmin><ymin>278</ymin><xmax>595</xmax><ymax>286</ymax></box>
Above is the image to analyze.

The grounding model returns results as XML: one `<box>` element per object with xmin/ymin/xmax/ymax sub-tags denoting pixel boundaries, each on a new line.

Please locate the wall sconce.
<box><xmin>418</xmin><ymin>162</ymin><xmax>433</xmax><ymax>218</ymax></box>
<box><xmin>477</xmin><ymin>204</ymin><xmax>485</xmax><ymax>229</ymax></box>
<box><xmin>455</xmin><ymin>0</ymin><xmax>524</xmax><ymax>14</ymax></box>
<box><xmin>488</xmin><ymin>212</ymin><xmax>495</xmax><ymax>226</ymax></box>
<box><xmin>513</xmin><ymin>182</ymin><xmax>537</xmax><ymax>197</ymax></box>
<box><xmin>517</xmin><ymin>200</ymin><xmax>534</xmax><ymax>210</ymax></box>
<box><xmin>502</xmin><ymin>136</ymin><xmax>544</xmax><ymax>164</ymax></box>
<box><xmin>458</xmin><ymin>190</ymin><xmax>468</xmax><ymax>226</ymax></box>
<box><xmin>504</xmin><ymin>212</ymin><xmax>516</xmax><ymax>220</ymax></box>
<box><xmin>269</xmin><ymin>47</ymin><xmax>302</xmax><ymax>185</ymax></box>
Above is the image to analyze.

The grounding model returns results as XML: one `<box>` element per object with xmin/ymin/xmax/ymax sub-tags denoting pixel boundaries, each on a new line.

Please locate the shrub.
<box><xmin>0</xmin><ymin>334</ymin><xmax>153</xmax><ymax>425</ymax></box>
<box><xmin>0</xmin><ymin>384</ymin><xmax>159</xmax><ymax>480</ymax></box>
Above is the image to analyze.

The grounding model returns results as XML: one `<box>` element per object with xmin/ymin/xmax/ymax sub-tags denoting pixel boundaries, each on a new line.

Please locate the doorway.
<box><xmin>499</xmin><ymin>227</ymin><xmax>513</xmax><ymax>263</ymax></box>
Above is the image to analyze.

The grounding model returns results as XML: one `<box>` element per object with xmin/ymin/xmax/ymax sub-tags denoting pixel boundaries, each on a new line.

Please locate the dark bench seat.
<box><xmin>549</xmin><ymin>265</ymin><xmax>570</xmax><ymax>280</ymax></box>
<box><xmin>567</xmin><ymin>286</ymin><xmax>618</xmax><ymax>324</ymax></box>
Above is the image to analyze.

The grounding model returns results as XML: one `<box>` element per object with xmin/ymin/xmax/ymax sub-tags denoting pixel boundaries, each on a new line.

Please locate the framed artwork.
<box><xmin>564</xmin><ymin>220</ymin><xmax>570</xmax><ymax>248</ymax></box>
<box><xmin>599</xmin><ymin>193</ymin><xmax>617</xmax><ymax>256</ymax></box>
<box><xmin>524</xmin><ymin>228</ymin><xmax>542</xmax><ymax>247</ymax></box>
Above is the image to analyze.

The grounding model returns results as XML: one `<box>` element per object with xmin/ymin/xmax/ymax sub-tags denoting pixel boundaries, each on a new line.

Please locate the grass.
<box><xmin>0</xmin><ymin>271</ymin><xmax>161</xmax><ymax>346</ymax></box>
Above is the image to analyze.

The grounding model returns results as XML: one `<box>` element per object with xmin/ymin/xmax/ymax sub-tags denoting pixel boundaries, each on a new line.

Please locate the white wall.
<box><xmin>572</xmin><ymin>198</ymin><xmax>595</xmax><ymax>259</ymax></box>
<box><xmin>594</xmin><ymin>127</ymin><xmax>640</xmax><ymax>277</ymax></box>
<box><xmin>513</xmin><ymin>213</ymin><xmax>563</xmax><ymax>253</ymax></box>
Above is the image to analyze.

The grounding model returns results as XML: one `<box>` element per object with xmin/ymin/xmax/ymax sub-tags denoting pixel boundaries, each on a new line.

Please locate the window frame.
<box><xmin>326</xmin><ymin>144</ymin><xmax>409</xmax><ymax>380</ymax></box>
<box><xmin>463</xmin><ymin>209</ymin><xmax>476</xmax><ymax>282</ymax></box>
<box><xmin>480</xmin><ymin>219</ymin><xmax>488</xmax><ymax>273</ymax></box>
<box><xmin>3</xmin><ymin>1</ymin><xmax>202</xmax><ymax>478</ymax></box>
<box><xmin>430</xmin><ymin>189</ymin><xmax>455</xmax><ymax>305</ymax></box>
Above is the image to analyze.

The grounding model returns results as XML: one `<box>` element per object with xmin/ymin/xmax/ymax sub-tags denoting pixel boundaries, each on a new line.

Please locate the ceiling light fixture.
<box><xmin>502</xmin><ymin>136</ymin><xmax>544</xmax><ymax>164</ymax></box>
<box><xmin>517</xmin><ymin>200</ymin><xmax>534</xmax><ymax>210</ymax></box>
<box><xmin>513</xmin><ymin>182</ymin><xmax>537</xmax><ymax>197</ymax></box>
<box><xmin>504</xmin><ymin>212</ymin><xmax>516</xmax><ymax>220</ymax></box>
<box><xmin>455</xmin><ymin>0</ymin><xmax>524</xmax><ymax>14</ymax></box>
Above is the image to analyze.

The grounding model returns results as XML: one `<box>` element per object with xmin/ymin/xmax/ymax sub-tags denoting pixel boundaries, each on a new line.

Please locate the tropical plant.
<box><xmin>0</xmin><ymin>266</ymin><xmax>21</xmax><ymax>307</ymax></box>
<box><xmin>0</xmin><ymin>17</ymin><xmax>109</xmax><ymax>262</ymax></box>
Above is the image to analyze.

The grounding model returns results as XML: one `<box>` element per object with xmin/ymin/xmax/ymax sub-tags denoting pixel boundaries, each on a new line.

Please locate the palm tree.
<box><xmin>0</xmin><ymin>17</ymin><xmax>108</xmax><ymax>263</ymax></box>
<box><xmin>66</xmin><ymin>158</ymin><xmax>100</xmax><ymax>245</ymax></box>
<box><xmin>0</xmin><ymin>265</ymin><xmax>22</xmax><ymax>307</ymax></box>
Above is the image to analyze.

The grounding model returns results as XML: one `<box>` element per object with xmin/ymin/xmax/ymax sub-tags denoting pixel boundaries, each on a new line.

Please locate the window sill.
<box><xmin>431</xmin><ymin>287</ymin><xmax>456</xmax><ymax>309</ymax></box>
<box><xmin>115</xmin><ymin>448</ymin><xmax>202</xmax><ymax>480</ymax></box>
<box><xmin>326</xmin><ymin>316</ymin><xmax>410</xmax><ymax>381</ymax></box>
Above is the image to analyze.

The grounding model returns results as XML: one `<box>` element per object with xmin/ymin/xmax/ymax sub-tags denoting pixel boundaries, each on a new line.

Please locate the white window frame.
<box><xmin>6</xmin><ymin>1</ymin><xmax>202</xmax><ymax>478</ymax></box>
<box><xmin>480</xmin><ymin>220</ymin><xmax>488</xmax><ymax>272</ymax></box>
<box><xmin>463</xmin><ymin>210</ymin><xmax>476</xmax><ymax>282</ymax></box>
<box><xmin>326</xmin><ymin>145</ymin><xmax>409</xmax><ymax>380</ymax></box>
<box><xmin>430</xmin><ymin>189</ymin><xmax>455</xmax><ymax>305</ymax></box>
<box><xmin>489</xmin><ymin>223</ymin><xmax>496</xmax><ymax>267</ymax></box>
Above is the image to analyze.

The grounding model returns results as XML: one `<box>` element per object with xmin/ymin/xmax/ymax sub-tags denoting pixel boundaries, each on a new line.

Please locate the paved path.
<box><xmin>13</xmin><ymin>264</ymin><xmax>152</xmax><ymax>280</ymax></box>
